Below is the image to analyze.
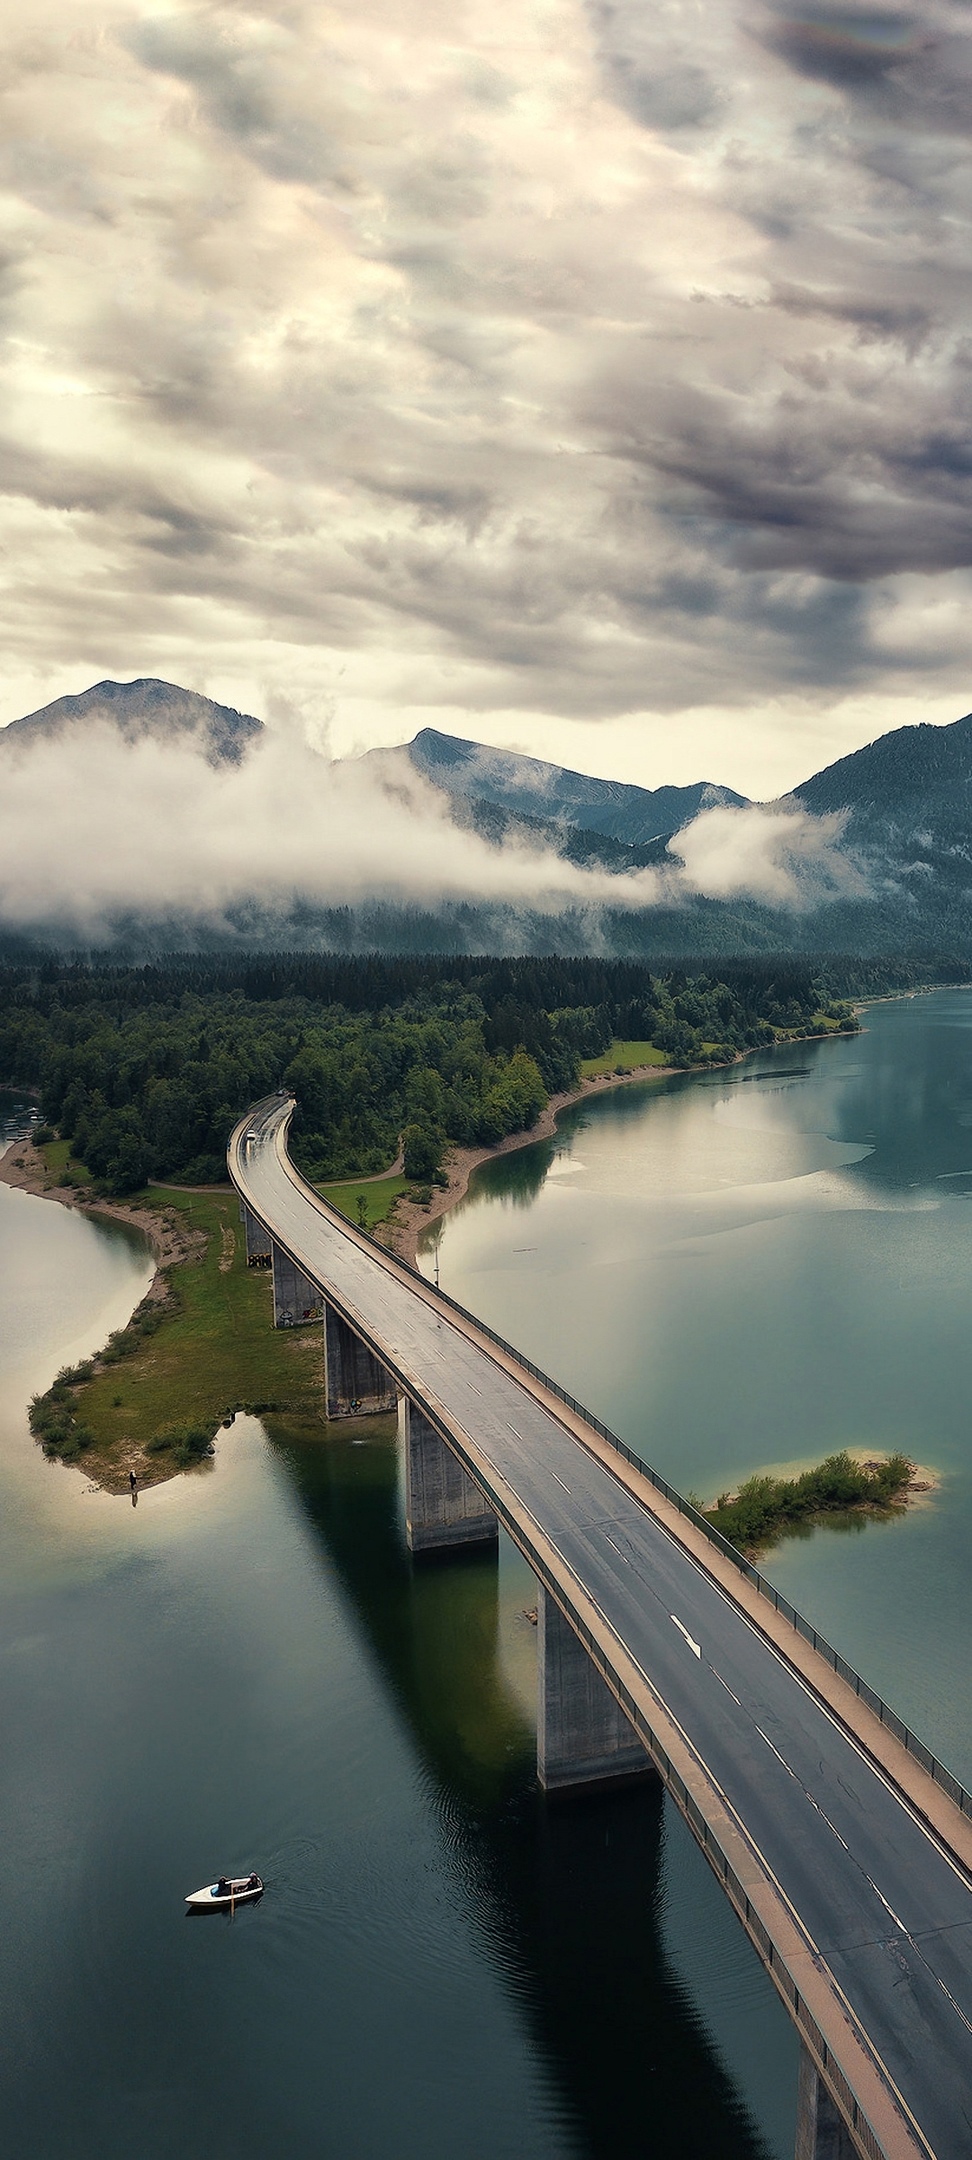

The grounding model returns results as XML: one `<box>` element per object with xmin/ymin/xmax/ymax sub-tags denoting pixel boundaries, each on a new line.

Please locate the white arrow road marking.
<box><xmin>670</xmin><ymin>1614</ymin><xmax>702</xmax><ymax>1658</ymax></box>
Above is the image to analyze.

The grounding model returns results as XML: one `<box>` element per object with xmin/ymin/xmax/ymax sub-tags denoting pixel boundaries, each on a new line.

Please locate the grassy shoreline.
<box><xmin>20</xmin><ymin>1143</ymin><xmax>934</xmax><ymax>1554</ymax></box>
<box><xmin>11</xmin><ymin>1030</ymin><xmax>895</xmax><ymax>1517</ymax></box>
<box><xmin>13</xmin><ymin>1145</ymin><xmax>421</xmax><ymax>1490</ymax></box>
<box><xmin>25</xmin><ymin>1178</ymin><xmax>323</xmax><ymax>1489</ymax></box>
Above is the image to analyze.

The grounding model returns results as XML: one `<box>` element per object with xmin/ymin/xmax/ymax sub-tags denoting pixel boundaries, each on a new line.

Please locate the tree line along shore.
<box><xmin>0</xmin><ymin>950</ymin><xmax>868</xmax><ymax>1199</ymax></box>
<box><xmin>0</xmin><ymin>943</ymin><xmax>929</xmax><ymax>1547</ymax></box>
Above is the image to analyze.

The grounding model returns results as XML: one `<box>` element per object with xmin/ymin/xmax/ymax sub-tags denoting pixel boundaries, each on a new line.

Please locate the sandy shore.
<box><xmin>0</xmin><ymin>1023</ymin><xmax>845</xmax><ymax>1283</ymax></box>
<box><xmin>381</xmin><ymin>1061</ymin><xmax>677</xmax><ymax>1267</ymax></box>
<box><xmin>0</xmin><ymin>1139</ymin><xmax>202</xmax><ymax>1294</ymax></box>
<box><xmin>380</xmin><ymin>1024</ymin><xmax>861</xmax><ymax>1266</ymax></box>
<box><xmin>0</xmin><ymin>1062</ymin><xmax>675</xmax><ymax>1281</ymax></box>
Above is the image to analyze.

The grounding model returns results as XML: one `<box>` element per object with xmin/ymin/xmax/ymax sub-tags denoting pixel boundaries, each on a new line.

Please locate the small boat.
<box><xmin>185</xmin><ymin>1874</ymin><xmax>264</xmax><ymax>1912</ymax></box>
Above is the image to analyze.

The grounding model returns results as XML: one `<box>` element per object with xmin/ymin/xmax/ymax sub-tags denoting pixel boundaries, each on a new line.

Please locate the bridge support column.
<box><xmin>402</xmin><ymin>1396</ymin><xmax>498</xmax><ymax>1554</ymax></box>
<box><xmin>271</xmin><ymin>1243</ymin><xmax>322</xmax><ymax>1327</ymax></box>
<box><xmin>242</xmin><ymin>1204</ymin><xmax>272</xmax><ymax>1265</ymax></box>
<box><xmin>538</xmin><ymin>1588</ymin><xmax>653</xmax><ymax>1794</ymax></box>
<box><xmin>323</xmin><ymin>1303</ymin><xmax>396</xmax><ymax>1417</ymax></box>
<box><xmin>794</xmin><ymin>2050</ymin><xmax>856</xmax><ymax>2160</ymax></box>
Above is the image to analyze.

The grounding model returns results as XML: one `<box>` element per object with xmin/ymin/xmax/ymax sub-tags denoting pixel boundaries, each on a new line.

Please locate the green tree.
<box><xmin>402</xmin><ymin>1122</ymin><xmax>442</xmax><ymax>1180</ymax></box>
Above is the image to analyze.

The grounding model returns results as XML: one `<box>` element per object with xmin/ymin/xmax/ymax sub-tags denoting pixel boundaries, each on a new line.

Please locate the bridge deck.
<box><xmin>231</xmin><ymin>1098</ymin><xmax>972</xmax><ymax>2160</ymax></box>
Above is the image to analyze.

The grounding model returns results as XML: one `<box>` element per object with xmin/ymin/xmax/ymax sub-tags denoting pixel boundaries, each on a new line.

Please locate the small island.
<box><xmin>700</xmin><ymin>1450</ymin><xmax>932</xmax><ymax>1556</ymax></box>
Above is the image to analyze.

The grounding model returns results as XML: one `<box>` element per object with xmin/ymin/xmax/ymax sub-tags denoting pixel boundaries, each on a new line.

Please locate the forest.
<box><xmin>0</xmin><ymin>951</ymin><xmax>862</xmax><ymax>1195</ymax></box>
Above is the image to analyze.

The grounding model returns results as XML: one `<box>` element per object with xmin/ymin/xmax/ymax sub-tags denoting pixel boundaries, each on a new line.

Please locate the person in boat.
<box><xmin>247</xmin><ymin>1874</ymin><xmax>259</xmax><ymax>1889</ymax></box>
<box><xmin>216</xmin><ymin>1877</ymin><xmax>230</xmax><ymax>1897</ymax></box>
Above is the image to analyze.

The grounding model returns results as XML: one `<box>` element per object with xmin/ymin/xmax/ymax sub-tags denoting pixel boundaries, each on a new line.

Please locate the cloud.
<box><xmin>671</xmin><ymin>802</ymin><xmax>867</xmax><ymax>906</ymax></box>
<box><xmin>0</xmin><ymin>727</ymin><xmax>665</xmax><ymax>937</ymax></box>
<box><xmin>0</xmin><ymin>726</ymin><xmax>864</xmax><ymax>935</ymax></box>
<box><xmin>1</xmin><ymin>0</ymin><xmax>972</xmax><ymax>790</ymax></box>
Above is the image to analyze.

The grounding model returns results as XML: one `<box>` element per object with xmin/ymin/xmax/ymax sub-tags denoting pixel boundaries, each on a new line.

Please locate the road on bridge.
<box><xmin>232</xmin><ymin>1098</ymin><xmax>972</xmax><ymax>2160</ymax></box>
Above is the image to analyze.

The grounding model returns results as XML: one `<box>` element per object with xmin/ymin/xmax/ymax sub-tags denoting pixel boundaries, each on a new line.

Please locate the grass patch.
<box><xmin>704</xmin><ymin>1450</ymin><xmax>914</xmax><ymax>1553</ymax></box>
<box><xmin>41</xmin><ymin>1137</ymin><xmax>91</xmax><ymax>1185</ymax></box>
<box><xmin>315</xmin><ymin>1174</ymin><xmax>409</xmax><ymax>1230</ymax></box>
<box><xmin>580</xmin><ymin>1041</ymin><xmax>669</xmax><ymax>1078</ymax></box>
<box><xmin>145</xmin><ymin>1423</ymin><xmax>215</xmax><ymax>1467</ymax></box>
<box><xmin>31</xmin><ymin>1185</ymin><xmax>322</xmax><ymax>1485</ymax></box>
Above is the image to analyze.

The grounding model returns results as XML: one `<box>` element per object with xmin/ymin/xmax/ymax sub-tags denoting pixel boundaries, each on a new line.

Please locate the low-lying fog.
<box><xmin>2</xmin><ymin>727</ymin><xmax>865</xmax><ymax>941</ymax></box>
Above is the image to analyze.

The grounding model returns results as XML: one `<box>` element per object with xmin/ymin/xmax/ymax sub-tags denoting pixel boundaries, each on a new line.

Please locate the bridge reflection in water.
<box><xmin>275</xmin><ymin>1416</ymin><xmax>791</xmax><ymax>2159</ymax></box>
<box><xmin>231</xmin><ymin>1098</ymin><xmax>972</xmax><ymax>2160</ymax></box>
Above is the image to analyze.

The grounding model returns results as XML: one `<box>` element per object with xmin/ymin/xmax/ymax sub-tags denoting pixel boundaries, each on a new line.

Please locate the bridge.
<box><xmin>229</xmin><ymin>1096</ymin><xmax>972</xmax><ymax>2160</ymax></box>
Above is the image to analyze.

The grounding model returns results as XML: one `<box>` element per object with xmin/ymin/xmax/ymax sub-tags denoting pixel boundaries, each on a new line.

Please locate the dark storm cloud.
<box><xmin>758</xmin><ymin>5</ymin><xmax>929</xmax><ymax>87</ymax></box>
<box><xmin>125</xmin><ymin>14</ymin><xmax>350</xmax><ymax>190</ymax></box>
<box><xmin>756</xmin><ymin>0</ymin><xmax>972</xmax><ymax>132</ymax></box>
<box><xmin>585</xmin><ymin>0</ymin><xmax>723</xmax><ymax>130</ymax></box>
<box><xmin>769</xmin><ymin>284</ymin><xmax>935</xmax><ymax>355</ymax></box>
<box><xmin>632</xmin><ymin>390</ymin><xmax>972</xmax><ymax>580</ymax></box>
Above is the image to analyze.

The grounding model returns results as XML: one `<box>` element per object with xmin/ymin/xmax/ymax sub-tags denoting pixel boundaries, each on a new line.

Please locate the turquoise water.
<box><xmin>421</xmin><ymin>991</ymin><xmax>972</xmax><ymax>1790</ymax></box>
<box><xmin>0</xmin><ymin>1096</ymin><xmax>794</xmax><ymax>2160</ymax></box>
<box><xmin>14</xmin><ymin>987</ymin><xmax>967</xmax><ymax>2160</ymax></box>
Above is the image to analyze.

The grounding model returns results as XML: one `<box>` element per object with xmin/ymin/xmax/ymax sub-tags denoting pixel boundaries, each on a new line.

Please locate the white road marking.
<box><xmin>755</xmin><ymin>1725</ymin><xmax>797</xmax><ymax>1780</ymax></box>
<box><xmin>548</xmin><ymin>1469</ymin><xmax>572</xmax><ymax>1494</ymax></box>
<box><xmin>670</xmin><ymin>1614</ymin><xmax>702</xmax><ymax>1658</ymax></box>
<box><xmin>244</xmin><ymin>1111</ymin><xmax>972</xmax><ymax>2079</ymax></box>
<box><xmin>506</xmin><ymin>1423</ymin><xmax>523</xmax><ymax>1440</ymax></box>
<box><xmin>603</xmin><ymin>1533</ymin><xmax>629</xmax><ymax>1562</ymax></box>
<box><xmin>715</xmin><ymin>1671</ymin><xmax>742</xmax><ymax>1708</ymax></box>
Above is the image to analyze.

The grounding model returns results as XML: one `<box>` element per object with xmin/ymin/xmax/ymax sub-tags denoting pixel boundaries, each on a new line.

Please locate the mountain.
<box><xmin>794</xmin><ymin>711</ymin><xmax>972</xmax><ymax>832</ymax></box>
<box><xmin>440</xmin><ymin>790</ymin><xmax>675</xmax><ymax>872</ymax></box>
<box><xmin>401</xmin><ymin>727</ymin><xmax>747</xmax><ymax>845</ymax></box>
<box><xmin>4</xmin><ymin>674</ymin><xmax>972</xmax><ymax>959</ymax></box>
<box><xmin>788</xmin><ymin>710</ymin><xmax>972</xmax><ymax>949</ymax></box>
<box><xmin>0</xmin><ymin>679</ymin><xmax>264</xmax><ymax>766</ymax></box>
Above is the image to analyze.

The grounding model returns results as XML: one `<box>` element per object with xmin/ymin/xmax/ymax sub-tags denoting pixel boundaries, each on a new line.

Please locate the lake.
<box><xmin>3</xmin><ymin>991</ymin><xmax>970</xmax><ymax>2158</ymax></box>
<box><xmin>420</xmin><ymin>990</ymin><xmax>972</xmax><ymax>1793</ymax></box>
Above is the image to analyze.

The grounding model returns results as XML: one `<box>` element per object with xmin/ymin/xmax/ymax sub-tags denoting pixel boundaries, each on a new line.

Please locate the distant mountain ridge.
<box><xmin>794</xmin><ymin>712</ymin><xmax>972</xmax><ymax>826</ymax></box>
<box><xmin>787</xmin><ymin>711</ymin><xmax>972</xmax><ymax>950</ymax></box>
<box><xmin>6</xmin><ymin>676</ymin><xmax>972</xmax><ymax>957</ymax></box>
<box><xmin>0</xmin><ymin>679</ymin><xmax>264</xmax><ymax>766</ymax></box>
<box><xmin>402</xmin><ymin>725</ymin><xmax>747</xmax><ymax>844</ymax></box>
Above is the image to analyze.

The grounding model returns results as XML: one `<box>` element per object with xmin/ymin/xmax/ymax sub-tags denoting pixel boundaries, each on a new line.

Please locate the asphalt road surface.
<box><xmin>234</xmin><ymin>1100</ymin><xmax>972</xmax><ymax>2160</ymax></box>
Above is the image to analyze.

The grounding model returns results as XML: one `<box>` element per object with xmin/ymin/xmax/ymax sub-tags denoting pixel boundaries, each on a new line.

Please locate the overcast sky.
<box><xmin>3</xmin><ymin>0</ymin><xmax>972</xmax><ymax>798</ymax></box>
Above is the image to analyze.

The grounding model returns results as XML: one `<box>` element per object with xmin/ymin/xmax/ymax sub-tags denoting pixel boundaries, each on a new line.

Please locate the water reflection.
<box><xmin>0</xmin><ymin>1117</ymin><xmax>797</xmax><ymax>2159</ymax></box>
<box><xmin>276</xmin><ymin>1419</ymin><xmax>784</xmax><ymax>2159</ymax></box>
<box><xmin>421</xmin><ymin>990</ymin><xmax>972</xmax><ymax>1794</ymax></box>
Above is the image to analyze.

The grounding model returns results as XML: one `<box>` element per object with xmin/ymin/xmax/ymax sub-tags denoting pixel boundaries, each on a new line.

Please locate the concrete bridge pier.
<box><xmin>538</xmin><ymin>1588</ymin><xmax>654</xmax><ymax>1794</ymax></box>
<box><xmin>272</xmin><ymin>1243</ymin><xmax>322</xmax><ymax>1328</ymax></box>
<box><xmin>324</xmin><ymin>1303</ymin><xmax>397</xmax><ymax>1418</ymax></box>
<box><xmin>242</xmin><ymin>1203</ymin><xmax>272</xmax><ymax>1265</ymax></box>
<box><xmin>795</xmin><ymin>2051</ymin><xmax>857</xmax><ymax>2160</ymax></box>
<box><xmin>402</xmin><ymin>1396</ymin><xmax>498</xmax><ymax>1554</ymax></box>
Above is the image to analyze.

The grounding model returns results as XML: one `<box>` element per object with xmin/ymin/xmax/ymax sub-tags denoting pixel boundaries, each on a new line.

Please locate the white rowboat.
<box><xmin>185</xmin><ymin>1875</ymin><xmax>263</xmax><ymax>1912</ymax></box>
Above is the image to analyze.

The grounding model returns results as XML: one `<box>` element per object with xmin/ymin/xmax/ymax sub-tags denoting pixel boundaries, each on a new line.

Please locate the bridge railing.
<box><xmin>334</xmin><ymin>1203</ymin><xmax>972</xmax><ymax>1827</ymax></box>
